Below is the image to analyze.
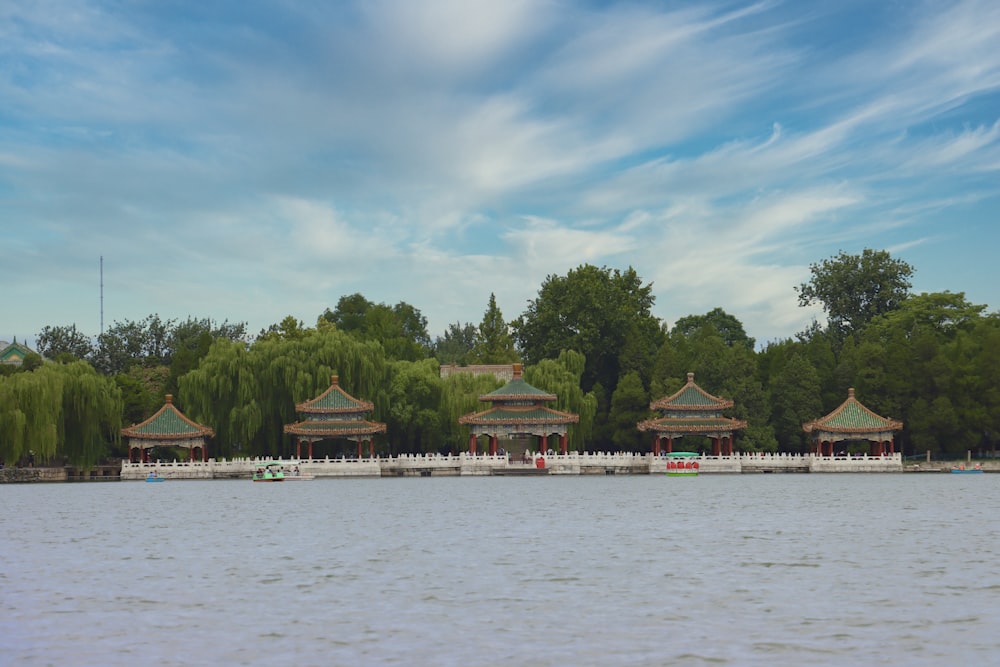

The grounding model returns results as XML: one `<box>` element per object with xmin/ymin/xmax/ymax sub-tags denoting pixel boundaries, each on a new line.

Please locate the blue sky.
<box><xmin>2</xmin><ymin>0</ymin><xmax>999</xmax><ymax>350</ymax></box>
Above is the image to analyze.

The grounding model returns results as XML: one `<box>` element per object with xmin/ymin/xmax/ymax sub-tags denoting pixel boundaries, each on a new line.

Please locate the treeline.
<box><xmin>3</xmin><ymin>250</ymin><xmax>999</xmax><ymax>467</ymax></box>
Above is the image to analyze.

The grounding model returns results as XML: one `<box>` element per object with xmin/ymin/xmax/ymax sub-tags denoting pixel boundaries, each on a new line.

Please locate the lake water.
<box><xmin>2</xmin><ymin>474</ymin><xmax>997</xmax><ymax>666</ymax></box>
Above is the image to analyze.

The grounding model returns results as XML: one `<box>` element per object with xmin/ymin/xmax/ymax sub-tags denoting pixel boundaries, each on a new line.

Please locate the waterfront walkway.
<box><xmin>120</xmin><ymin>451</ymin><xmax>903</xmax><ymax>480</ymax></box>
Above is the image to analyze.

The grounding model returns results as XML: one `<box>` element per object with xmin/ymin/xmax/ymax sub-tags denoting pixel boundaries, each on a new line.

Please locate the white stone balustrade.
<box><xmin>120</xmin><ymin>450</ymin><xmax>902</xmax><ymax>479</ymax></box>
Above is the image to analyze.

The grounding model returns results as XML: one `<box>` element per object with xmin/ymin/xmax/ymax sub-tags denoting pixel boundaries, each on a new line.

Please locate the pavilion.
<box><xmin>122</xmin><ymin>394</ymin><xmax>214</xmax><ymax>463</ymax></box>
<box><xmin>637</xmin><ymin>372</ymin><xmax>747</xmax><ymax>455</ymax></box>
<box><xmin>458</xmin><ymin>363</ymin><xmax>578</xmax><ymax>455</ymax></box>
<box><xmin>803</xmin><ymin>388</ymin><xmax>902</xmax><ymax>456</ymax></box>
<box><xmin>284</xmin><ymin>375</ymin><xmax>386</xmax><ymax>459</ymax></box>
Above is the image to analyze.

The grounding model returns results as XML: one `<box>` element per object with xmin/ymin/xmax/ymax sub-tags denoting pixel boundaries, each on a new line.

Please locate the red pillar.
<box><xmin>560</xmin><ymin>433</ymin><xmax>568</xmax><ymax>455</ymax></box>
<box><xmin>357</xmin><ymin>440</ymin><xmax>363</xmax><ymax>459</ymax></box>
<box><xmin>667</xmin><ymin>436</ymin><xmax>674</xmax><ymax>453</ymax></box>
<box><xmin>653</xmin><ymin>434</ymin><xmax>661</xmax><ymax>456</ymax></box>
<box><xmin>202</xmin><ymin>444</ymin><xmax>207</xmax><ymax>462</ymax></box>
<box><xmin>296</xmin><ymin>439</ymin><xmax>301</xmax><ymax>459</ymax></box>
<box><xmin>489</xmin><ymin>436</ymin><xmax>497</xmax><ymax>456</ymax></box>
<box><xmin>308</xmin><ymin>440</ymin><xmax>314</xmax><ymax>460</ymax></box>
<box><xmin>538</xmin><ymin>434</ymin><xmax>545</xmax><ymax>453</ymax></box>
<box><xmin>469</xmin><ymin>433</ymin><xmax>477</xmax><ymax>454</ymax></box>
<box><xmin>369</xmin><ymin>439</ymin><xmax>374</xmax><ymax>458</ymax></box>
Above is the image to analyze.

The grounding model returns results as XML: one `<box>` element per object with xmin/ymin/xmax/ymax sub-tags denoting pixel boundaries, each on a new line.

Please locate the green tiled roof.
<box><xmin>481</xmin><ymin>377</ymin><xmax>557</xmax><ymax>402</ymax></box>
<box><xmin>650</xmin><ymin>372</ymin><xmax>733</xmax><ymax>411</ymax></box>
<box><xmin>459</xmin><ymin>405</ymin><xmax>579</xmax><ymax>426</ymax></box>
<box><xmin>0</xmin><ymin>341</ymin><xmax>33</xmax><ymax>364</ymax></box>
<box><xmin>122</xmin><ymin>396</ymin><xmax>214</xmax><ymax>441</ymax></box>
<box><xmin>296</xmin><ymin>376</ymin><xmax>374</xmax><ymax>414</ymax></box>
<box><xmin>803</xmin><ymin>389</ymin><xmax>902</xmax><ymax>434</ymax></box>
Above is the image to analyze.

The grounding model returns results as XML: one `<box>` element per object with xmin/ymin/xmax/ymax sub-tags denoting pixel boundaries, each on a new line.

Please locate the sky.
<box><xmin>2</xmin><ymin>0</ymin><xmax>999</xmax><ymax>351</ymax></box>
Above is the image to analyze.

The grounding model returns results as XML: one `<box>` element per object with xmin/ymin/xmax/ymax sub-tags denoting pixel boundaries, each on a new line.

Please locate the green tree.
<box><xmin>385</xmin><ymin>359</ymin><xmax>444</xmax><ymax>454</ymax></box>
<box><xmin>672</xmin><ymin>307</ymin><xmax>755</xmax><ymax>349</ymax></box>
<box><xmin>609</xmin><ymin>371</ymin><xmax>648</xmax><ymax>452</ymax></box>
<box><xmin>180</xmin><ymin>328</ymin><xmax>389</xmax><ymax>458</ymax></box>
<box><xmin>767</xmin><ymin>350</ymin><xmax>823</xmax><ymax>452</ymax></box>
<box><xmin>470</xmin><ymin>293</ymin><xmax>519</xmax><ymax>364</ymax></box>
<box><xmin>36</xmin><ymin>324</ymin><xmax>94</xmax><ymax>361</ymax></box>
<box><xmin>514</xmin><ymin>264</ymin><xmax>662</xmax><ymax>394</ymax></box>
<box><xmin>0</xmin><ymin>361</ymin><xmax>121</xmax><ymax>467</ymax></box>
<box><xmin>796</xmin><ymin>248</ymin><xmax>914</xmax><ymax>340</ymax></box>
<box><xmin>320</xmin><ymin>294</ymin><xmax>430</xmax><ymax>361</ymax></box>
<box><xmin>433</xmin><ymin>322</ymin><xmax>477</xmax><ymax>365</ymax></box>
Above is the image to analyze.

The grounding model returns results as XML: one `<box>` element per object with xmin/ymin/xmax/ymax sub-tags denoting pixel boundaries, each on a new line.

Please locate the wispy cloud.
<box><xmin>2</xmin><ymin>0</ymin><xmax>999</xmax><ymax>347</ymax></box>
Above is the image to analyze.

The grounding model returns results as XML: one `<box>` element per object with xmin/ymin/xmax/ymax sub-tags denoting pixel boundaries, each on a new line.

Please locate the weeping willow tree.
<box><xmin>0</xmin><ymin>367</ymin><xmax>61</xmax><ymax>464</ymax></box>
<box><xmin>56</xmin><ymin>362</ymin><xmax>123</xmax><ymax>467</ymax></box>
<box><xmin>525</xmin><ymin>350</ymin><xmax>597</xmax><ymax>451</ymax></box>
<box><xmin>180</xmin><ymin>328</ymin><xmax>390</xmax><ymax>457</ymax></box>
<box><xmin>0</xmin><ymin>362</ymin><xmax>121</xmax><ymax>467</ymax></box>
<box><xmin>439</xmin><ymin>369</ymin><xmax>504</xmax><ymax>453</ymax></box>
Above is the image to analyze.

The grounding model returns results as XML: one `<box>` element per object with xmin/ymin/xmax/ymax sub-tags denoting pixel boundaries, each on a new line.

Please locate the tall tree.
<box><xmin>36</xmin><ymin>324</ymin><xmax>94</xmax><ymax>361</ymax></box>
<box><xmin>470</xmin><ymin>293</ymin><xmax>519</xmax><ymax>364</ymax></box>
<box><xmin>767</xmin><ymin>350</ymin><xmax>823</xmax><ymax>452</ymax></box>
<box><xmin>609</xmin><ymin>371</ymin><xmax>648</xmax><ymax>452</ymax></box>
<box><xmin>320</xmin><ymin>294</ymin><xmax>430</xmax><ymax>361</ymax></box>
<box><xmin>796</xmin><ymin>248</ymin><xmax>913</xmax><ymax>340</ymax></box>
<box><xmin>672</xmin><ymin>307</ymin><xmax>755</xmax><ymax>349</ymax></box>
<box><xmin>433</xmin><ymin>322</ymin><xmax>477</xmax><ymax>365</ymax></box>
<box><xmin>514</xmin><ymin>264</ymin><xmax>662</xmax><ymax>394</ymax></box>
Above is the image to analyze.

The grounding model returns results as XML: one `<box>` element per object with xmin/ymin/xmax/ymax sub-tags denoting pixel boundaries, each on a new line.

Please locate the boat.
<box><xmin>252</xmin><ymin>463</ymin><xmax>285</xmax><ymax>482</ymax></box>
<box><xmin>951</xmin><ymin>464</ymin><xmax>983</xmax><ymax>474</ymax></box>
<box><xmin>145</xmin><ymin>473</ymin><xmax>165</xmax><ymax>483</ymax></box>
<box><xmin>665</xmin><ymin>452</ymin><xmax>700</xmax><ymax>477</ymax></box>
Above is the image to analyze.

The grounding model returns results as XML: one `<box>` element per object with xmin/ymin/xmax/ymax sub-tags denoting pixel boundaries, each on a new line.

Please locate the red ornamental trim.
<box><xmin>480</xmin><ymin>393</ymin><xmax>557</xmax><ymax>403</ymax></box>
<box><xmin>637</xmin><ymin>418</ymin><xmax>747</xmax><ymax>433</ymax></box>
<box><xmin>460</xmin><ymin>417</ymin><xmax>579</xmax><ymax>426</ymax></box>
<box><xmin>295</xmin><ymin>406</ymin><xmax>375</xmax><ymax>416</ymax></box>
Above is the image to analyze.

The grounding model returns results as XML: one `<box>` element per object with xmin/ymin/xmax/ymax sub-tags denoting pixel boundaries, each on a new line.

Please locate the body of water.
<box><xmin>2</xmin><ymin>474</ymin><xmax>997</xmax><ymax>666</ymax></box>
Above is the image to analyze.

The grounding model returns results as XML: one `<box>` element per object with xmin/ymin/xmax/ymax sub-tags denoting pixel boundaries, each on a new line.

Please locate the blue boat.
<box><xmin>951</xmin><ymin>466</ymin><xmax>983</xmax><ymax>474</ymax></box>
<box><xmin>145</xmin><ymin>472</ymin><xmax>165</xmax><ymax>482</ymax></box>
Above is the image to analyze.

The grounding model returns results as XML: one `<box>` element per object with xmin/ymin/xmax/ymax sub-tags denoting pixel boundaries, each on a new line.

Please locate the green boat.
<box><xmin>252</xmin><ymin>463</ymin><xmax>285</xmax><ymax>482</ymax></box>
<box><xmin>665</xmin><ymin>452</ymin><xmax>700</xmax><ymax>477</ymax></box>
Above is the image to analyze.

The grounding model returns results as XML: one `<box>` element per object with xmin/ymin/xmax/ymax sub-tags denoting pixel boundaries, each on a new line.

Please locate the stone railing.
<box><xmin>119</xmin><ymin>451</ymin><xmax>905</xmax><ymax>479</ymax></box>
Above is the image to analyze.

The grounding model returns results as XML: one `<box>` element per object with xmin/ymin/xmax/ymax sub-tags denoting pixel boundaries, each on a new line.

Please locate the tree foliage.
<box><xmin>320</xmin><ymin>294</ymin><xmax>430</xmax><ymax>361</ymax></box>
<box><xmin>433</xmin><ymin>322</ymin><xmax>477</xmax><ymax>366</ymax></box>
<box><xmin>672</xmin><ymin>307</ymin><xmax>754</xmax><ymax>350</ymax></box>
<box><xmin>0</xmin><ymin>361</ymin><xmax>121</xmax><ymax>467</ymax></box>
<box><xmin>796</xmin><ymin>248</ymin><xmax>913</xmax><ymax>340</ymax></box>
<box><xmin>514</xmin><ymin>264</ymin><xmax>662</xmax><ymax>394</ymax></box>
<box><xmin>180</xmin><ymin>327</ymin><xmax>390</xmax><ymax>458</ymax></box>
<box><xmin>470</xmin><ymin>293</ymin><xmax>519</xmax><ymax>364</ymax></box>
<box><xmin>36</xmin><ymin>324</ymin><xmax>94</xmax><ymax>361</ymax></box>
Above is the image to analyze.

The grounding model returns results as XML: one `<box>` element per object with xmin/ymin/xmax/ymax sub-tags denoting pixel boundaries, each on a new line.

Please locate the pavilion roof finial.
<box><xmin>165</xmin><ymin>394</ymin><xmax>173</xmax><ymax>404</ymax></box>
<box><xmin>686</xmin><ymin>372</ymin><xmax>694</xmax><ymax>383</ymax></box>
<box><xmin>331</xmin><ymin>375</ymin><xmax>339</xmax><ymax>386</ymax></box>
<box><xmin>848</xmin><ymin>387</ymin><xmax>855</xmax><ymax>398</ymax></box>
<box><xmin>512</xmin><ymin>363</ymin><xmax>523</xmax><ymax>379</ymax></box>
